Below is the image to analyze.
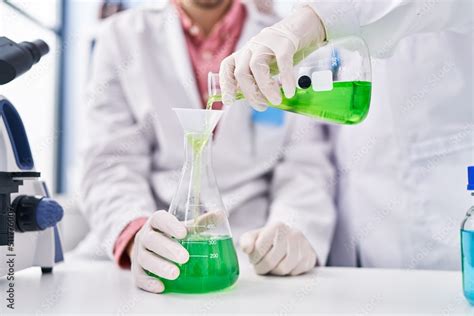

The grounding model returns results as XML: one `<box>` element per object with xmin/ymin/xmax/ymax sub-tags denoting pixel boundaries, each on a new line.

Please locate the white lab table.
<box><xmin>1</xmin><ymin>252</ymin><xmax>472</xmax><ymax>314</ymax></box>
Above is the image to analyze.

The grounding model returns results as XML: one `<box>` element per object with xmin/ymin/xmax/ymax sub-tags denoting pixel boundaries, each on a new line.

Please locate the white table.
<box><xmin>1</xmin><ymin>252</ymin><xmax>472</xmax><ymax>314</ymax></box>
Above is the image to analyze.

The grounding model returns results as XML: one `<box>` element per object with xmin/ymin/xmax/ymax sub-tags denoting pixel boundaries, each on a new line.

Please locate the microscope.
<box><xmin>0</xmin><ymin>36</ymin><xmax>64</xmax><ymax>277</ymax></box>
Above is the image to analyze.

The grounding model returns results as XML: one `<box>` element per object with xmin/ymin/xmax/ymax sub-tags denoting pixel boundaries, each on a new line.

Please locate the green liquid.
<box><xmin>147</xmin><ymin>236</ymin><xmax>239</xmax><ymax>293</ymax></box>
<box><xmin>207</xmin><ymin>81</ymin><xmax>372</xmax><ymax>125</ymax></box>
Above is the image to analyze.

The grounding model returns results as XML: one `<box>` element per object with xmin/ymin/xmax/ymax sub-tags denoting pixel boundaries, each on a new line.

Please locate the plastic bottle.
<box><xmin>461</xmin><ymin>166</ymin><xmax>474</xmax><ymax>305</ymax></box>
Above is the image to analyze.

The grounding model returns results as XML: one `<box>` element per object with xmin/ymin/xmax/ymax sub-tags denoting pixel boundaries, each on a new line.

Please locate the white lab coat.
<box><xmin>308</xmin><ymin>0</ymin><xmax>473</xmax><ymax>269</ymax></box>
<box><xmin>79</xmin><ymin>2</ymin><xmax>336</xmax><ymax>264</ymax></box>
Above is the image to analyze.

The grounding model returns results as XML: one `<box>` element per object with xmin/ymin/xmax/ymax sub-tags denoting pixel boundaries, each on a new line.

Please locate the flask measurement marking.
<box><xmin>182</xmin><ymin>239</ymin><xmax>219</xmax><ymax>259</ymax></box>
<box><xmin>188</xmin><ymin>253</ymin><xmax>219</xmax><ymax>259</ymax></box>
<box><xmin>189</xmin><ymin>254</ymin><xmax>209</xmax><ymax>258</ymax></box>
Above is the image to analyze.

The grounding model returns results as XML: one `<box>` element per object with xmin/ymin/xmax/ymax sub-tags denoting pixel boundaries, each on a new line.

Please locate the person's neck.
<box><xmin>179</xmin><ymin>0</ymin><xmax>232</xmax><ymax>37</ymax></box>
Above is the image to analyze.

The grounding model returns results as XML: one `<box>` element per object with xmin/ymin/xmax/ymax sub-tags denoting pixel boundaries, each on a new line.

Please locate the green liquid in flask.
<box><xmin>147</xmin><ymin>236</ymin><xmax>239</xmax><ymax>293</ymax></box>
<box><xmin>207</xmin><ymin>81</ymin><xmax>372</xmax><ymax>125</ymax></box>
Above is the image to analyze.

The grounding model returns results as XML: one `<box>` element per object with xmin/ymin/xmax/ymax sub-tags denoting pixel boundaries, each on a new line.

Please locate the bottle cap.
<box><xmin>468</xmin><ymin>166</ymin><xmax>474</xmax><ymax>191</ymax></box>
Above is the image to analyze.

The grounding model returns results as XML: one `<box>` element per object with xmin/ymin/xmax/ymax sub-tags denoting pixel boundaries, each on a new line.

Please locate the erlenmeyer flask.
<box><xmin>208</xmin><ymin>36</ymin><xmax>372</xmax><ymax>125</ymax></box>
<box><xmin>159</xmin><ymin>108</ymin><xmax>239</xmax><ymax>293</ymax></box>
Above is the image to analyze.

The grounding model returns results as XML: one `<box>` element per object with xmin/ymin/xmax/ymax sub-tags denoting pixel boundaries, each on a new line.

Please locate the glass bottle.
<box><xmin>208</xmin><ymin>36</ymin><xmax>372</xmax><ymax>125</ymax></box>
<box><xmin>461</xmin><ymin>166</ymin><xmax>474</xmax><ymax>305</ymax></box>
<box><xmin>158</xmin><ymin>108</ymin><xmax>239</xmax><ymax>293</ymax></box>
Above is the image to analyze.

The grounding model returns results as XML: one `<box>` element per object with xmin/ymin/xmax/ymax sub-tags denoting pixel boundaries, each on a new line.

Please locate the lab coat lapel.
<box><xmin>163</xmin><ymin>6</ymin><xmax>202</xmax><ymax>109</ymax></box>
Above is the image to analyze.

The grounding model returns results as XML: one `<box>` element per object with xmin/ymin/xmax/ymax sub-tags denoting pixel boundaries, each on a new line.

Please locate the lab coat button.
<box><xmin>189</xmin><ymin>25</ymin><xmax>200</xmax><ymax>36</ymax></box>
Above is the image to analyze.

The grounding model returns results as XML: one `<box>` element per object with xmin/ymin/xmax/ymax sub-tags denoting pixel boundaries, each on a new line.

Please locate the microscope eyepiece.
<box><xmin>0</xmin><ymin>37</ymin><xmax>50</xmax><ymax>85</ymax></box>
<box><xmin>19</xmin><ymin>39</ymin><xmax>50</xmax><ymax>64</ymax></box>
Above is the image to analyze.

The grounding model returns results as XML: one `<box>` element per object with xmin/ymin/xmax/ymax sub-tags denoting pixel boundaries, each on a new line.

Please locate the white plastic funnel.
<box><xmin>173</xmin><ymin>108</ymin><xmax>223</xmax><ymax>134</ymax></box>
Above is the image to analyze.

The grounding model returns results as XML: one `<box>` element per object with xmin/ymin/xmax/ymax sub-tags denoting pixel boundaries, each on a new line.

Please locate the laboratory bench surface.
<box><xmin>1</xmin><ymin>252</ymin><xmax>472</xmax><ymax>314</ymax></box>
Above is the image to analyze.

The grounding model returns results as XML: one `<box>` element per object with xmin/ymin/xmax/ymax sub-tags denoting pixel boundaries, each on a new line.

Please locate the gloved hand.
<box><xmin>129</xmin><ymin>210</ymin><xmax>189</xmax><ymax>293</ymax></box>
<box><xmin>240</xmin><ymin>222</ymin><xmax>317</xmax><ymax>276</ymax></box>
<box><xmin>219</xmin><ymin>5</ymin><xmax>326</xmax><ymax>111</ymax></box>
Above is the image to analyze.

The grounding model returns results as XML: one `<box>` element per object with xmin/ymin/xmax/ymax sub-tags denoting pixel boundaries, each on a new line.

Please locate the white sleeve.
<box><xmin>305</xmin><ymin>0</ymin><xmax>473</xmax><ymax>57</ymax></box>
<box><xmin>80</xmin><ymin>21</ymin><xmax>156</xmax><ymax>260</ymax></box>
<box><xmin>268</xmin><ymin>117</ymin><xmax>336</xmax><ymax>265</ymax></box>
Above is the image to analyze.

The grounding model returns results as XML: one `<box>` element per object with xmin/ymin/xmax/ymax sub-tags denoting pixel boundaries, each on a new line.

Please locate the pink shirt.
<box><xmin>176</xmin><ymin>0</ymin><xmax>246</xmax><ymax>108</ymax></box>
<box><xmin>113</xmin><ymin>1</ymin><xmax>247</xmax><ymax>268</ymax></box>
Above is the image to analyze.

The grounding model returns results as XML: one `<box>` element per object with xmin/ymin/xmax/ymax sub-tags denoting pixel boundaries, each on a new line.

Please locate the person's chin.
<box><xmin>192</xmin><ymin>0</ymin><xmax>227</xmax><ymax>9</ymax></box>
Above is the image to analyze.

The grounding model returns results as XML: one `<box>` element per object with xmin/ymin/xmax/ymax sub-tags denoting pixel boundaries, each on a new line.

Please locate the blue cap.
<box><xmin>36</xmin><ymin>198</ymin><xmax>64</xmax><ymax>230</ymax></box>
<box><xmin>468</xmin><ymin>166</ymin><xmax>474</xmax><ymax>191</ymax></box>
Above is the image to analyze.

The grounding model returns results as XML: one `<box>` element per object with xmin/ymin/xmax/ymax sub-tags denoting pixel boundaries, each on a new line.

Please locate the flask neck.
<box><xmin>207</xmin><ymin>72</ymin><xmax>246</xmax><ymax>103</ymax></box>
<box><xmin>208</xmin><ymin>72</ymin><xmax>220</xmax><ymax>100</ymax></box>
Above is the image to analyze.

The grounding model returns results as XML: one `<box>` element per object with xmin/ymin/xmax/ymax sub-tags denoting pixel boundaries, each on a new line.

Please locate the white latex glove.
<box><xmin>240</xmin><ymin>222</ymin><xmax>318</xmax><ymax>276</ymax></box>
<box><xmin>219</xmin><ymin>5</ymin><xmax>326</xmax><ymax>111</ymax></box>
<box><xmin>130</xmin><ymin>210</ymin><xmax>189</xmax><ymax>293</ymax></box>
